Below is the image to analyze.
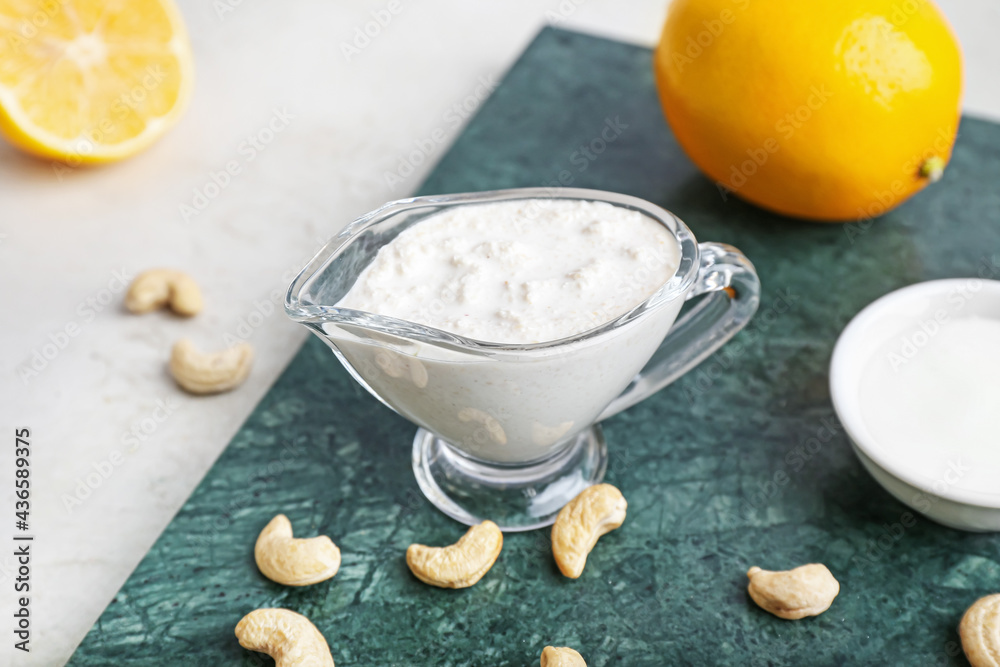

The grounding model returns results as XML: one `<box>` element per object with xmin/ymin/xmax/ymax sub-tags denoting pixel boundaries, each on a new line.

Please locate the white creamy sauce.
<box><xmin>859</xmin><ymin>316</ymin><xmax>1000</xmax><ymax>495</ymax></box>
<box><xmin>338</xmin><ymin>199</ymin><xmax>680</xmax><ymax>344</ymax></box>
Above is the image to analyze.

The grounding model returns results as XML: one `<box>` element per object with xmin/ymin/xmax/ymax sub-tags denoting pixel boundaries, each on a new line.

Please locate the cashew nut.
<box><xmin>374</xmin><ymin>349</ymin><xmax>428</xmax><ymax>388</ymax></box>
<box><xmin>125</xmin><ymin>269</ymin><xmax>203</xmax><ymax>316</ymax></box>
<box><xmin>746</xmin><ymin>563</ymin><xmax>840</xmax><ymax>620</ymax></box>
<box><xmin>457</xmin><ymin>407</ymin><xmax>507</xmax><ymax>444</ymax></box>
<box><xmin>254</xmin><ymin>514</ymin><xmax>341</xmax><ymax>586</ymax></box>
<box><xmin>541</xmin><ymin>646</ymin><xmax>587</xmax><ymax>666</ymax></box>
<box><xmin>405</xmin><ymin>520</ymin><xmax>503</xmax><ymax>588</ymax></box>
<box><xmin>551</xmin><ymin>483</ymin><xmax>627</xmax><ymax>579</ymax></box>
<box><xmin>235</xmin><ymin>608</ymin><xmax>334</xmax><ymax>667</ymax></box>
<box><xmin>959</xmin><ymin>593</ymin><xmax>1000</xmax><ymax>667</ymax></box>
<box><xmin>169</xmin><ymin>338</ymin><xmax>253</xmax><ymax>394</ymax></box>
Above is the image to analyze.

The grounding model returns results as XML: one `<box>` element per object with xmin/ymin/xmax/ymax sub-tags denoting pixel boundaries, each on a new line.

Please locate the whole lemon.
<box><xmin>653</xmin><ymin>0</ymin><xmax>963</xmax><ymax>221</ymax></box>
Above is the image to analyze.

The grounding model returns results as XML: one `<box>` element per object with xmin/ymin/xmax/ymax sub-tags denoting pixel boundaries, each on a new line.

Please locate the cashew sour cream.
<box><xmin>859</xmin><ymin>316</ymin><xmax>1000</xmax><ymax>496</ymax></box>
<box><xmin>330</xmin><ymin>198</ymin><xmax>686</xmax><ymax>463</ymax></box>
<box><xmin>338</xmin><ymin>199</ymin><xmax>680</xmax><ymax>343</ymax></box>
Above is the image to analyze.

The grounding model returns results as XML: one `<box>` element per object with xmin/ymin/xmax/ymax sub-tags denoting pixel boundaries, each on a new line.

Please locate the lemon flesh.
<box><xmin>0</xmin><ymin>0</ymin><xmax>193</xmax><ymax>163</ymax></box>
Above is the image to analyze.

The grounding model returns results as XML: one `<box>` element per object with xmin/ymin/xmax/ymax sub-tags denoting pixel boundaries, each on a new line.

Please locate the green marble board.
<box><xmin>71</xmin><ymin>28</ymin><xmax>1000</xmax><ymax>666</ymax></box>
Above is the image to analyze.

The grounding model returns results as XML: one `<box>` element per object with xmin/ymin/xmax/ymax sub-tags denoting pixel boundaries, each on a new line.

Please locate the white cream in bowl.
<box><xmin>330</xmin><ymin>198</ymin><xmax>686</xmax><ymax>464</ymax></box>
<box><xmin>830</xmin><ymin>279</ymin><xmax>1000</xmax><ymax>531</ymax></box>
<box><xmin>338</xmin><ymin>199</ymin><xmax>680</xmax><ymax>344</ymax></box>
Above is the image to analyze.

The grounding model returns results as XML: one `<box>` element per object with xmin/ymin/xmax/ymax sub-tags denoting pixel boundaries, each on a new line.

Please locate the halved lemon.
<box><xmin>0</xmin><ymin>0</ymin><xmax>193</xmax><ymax>164</ymax></box>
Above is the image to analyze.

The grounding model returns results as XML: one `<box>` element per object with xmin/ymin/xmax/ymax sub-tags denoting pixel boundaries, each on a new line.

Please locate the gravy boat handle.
<box><xmin>596</xmin><ymin>242</ymin><xmax>760</xmax><ymax>421</ymax></box>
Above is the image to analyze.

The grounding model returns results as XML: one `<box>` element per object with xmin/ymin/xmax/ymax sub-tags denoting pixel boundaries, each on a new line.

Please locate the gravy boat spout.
<box><xmin>285</xmin><ymin>188</ymin><xmax>760</xmax><ymax>530</ymax></box>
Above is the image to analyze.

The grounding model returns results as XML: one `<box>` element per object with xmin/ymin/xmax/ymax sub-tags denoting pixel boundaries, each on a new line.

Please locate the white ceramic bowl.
<box><xmin>830</xmin><ymin>279</ymin><xmax>1000</xmax><ymax>532</ymax></box>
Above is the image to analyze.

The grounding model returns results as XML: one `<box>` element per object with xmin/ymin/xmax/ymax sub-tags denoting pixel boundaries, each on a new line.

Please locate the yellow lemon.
<box><xmin>653</xmin><ymin>0</ymin><xmax>963</xmax><ymax>221</ymax></box>
<box><xmin>0</xmin><ymin>0</ymin><xmax>193</xmax><ymax>164</ymax></box>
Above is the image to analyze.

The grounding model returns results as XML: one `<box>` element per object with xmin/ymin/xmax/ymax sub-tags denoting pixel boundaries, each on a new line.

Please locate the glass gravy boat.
<box><xmin>286</xmin><ymin>188</ymin><xmax>760</xmax><ymax>530</ymax></box>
